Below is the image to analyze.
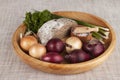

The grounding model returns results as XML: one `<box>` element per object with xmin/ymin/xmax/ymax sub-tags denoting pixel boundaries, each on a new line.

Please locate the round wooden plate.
<box><xmin>12</xmin><ymin>11</ymin><xmax>116</xmax><ymax>74</ymax></box>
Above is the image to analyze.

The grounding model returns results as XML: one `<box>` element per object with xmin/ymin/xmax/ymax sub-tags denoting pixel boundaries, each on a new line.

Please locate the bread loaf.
<box><xmin>37</xmin><ymin>18</ymin><xmax>78</xmax><ymax>45</ymax></box>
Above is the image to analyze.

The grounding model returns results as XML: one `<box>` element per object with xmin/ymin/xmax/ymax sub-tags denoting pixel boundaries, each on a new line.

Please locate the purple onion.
<box><xmin>83</xmin><ymin>40</ymin><xmax>105</xmax><ymax>57</ymax></box>
<box><xmin>41</xmin><ymin>52</ymin><xmax>63</xmax><ymax>63</ymax></box>
<box><xmin>46</xmin><ymin>38</ymin><xmax>65</xmax><ymax>53</ymax></box>
<box><xmin>65</xmin><ymin>49</ymin><xmax>91</xmax><ymax>63</ymax></box>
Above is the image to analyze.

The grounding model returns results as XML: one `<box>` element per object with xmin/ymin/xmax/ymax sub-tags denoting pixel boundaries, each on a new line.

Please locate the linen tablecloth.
<box><xmin>0</xmin><ymin>0</ymin><xmax>119</xmax><ymax>80</ymax></box>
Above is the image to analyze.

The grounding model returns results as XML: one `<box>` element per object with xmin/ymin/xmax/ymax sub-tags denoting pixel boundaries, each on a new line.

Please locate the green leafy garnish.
<box><xmin>24</xmin><ymin>10</ymin><xmax>63</xmax><ymax>33</ymax></box>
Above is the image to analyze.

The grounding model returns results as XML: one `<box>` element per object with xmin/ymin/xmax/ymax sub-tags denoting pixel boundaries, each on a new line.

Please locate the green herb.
<box><xmin>74</xmin><ymin>20</ymin><xmax>109</xmax><ymax>41</ymax></box>
<box><xmin>75</xmin><ymin>20</ymin><xmax>95</xmax><ymax>28</ymax></box>
<box><xmin>24</xmin><ymin>10</ymin><xmax>48</xmax><ymax>33</ymax></box>
<box><xmin>92</xmin><ymin>32</ymin><xmax>103</xmax><ymax>40</ymax></box>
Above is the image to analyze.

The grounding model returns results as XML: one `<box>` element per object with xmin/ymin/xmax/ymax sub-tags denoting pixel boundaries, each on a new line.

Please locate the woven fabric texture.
<box><xmin>0</xmin><ymin>0</ymin><xmax>119</xmax><ymax>80</ymax></box>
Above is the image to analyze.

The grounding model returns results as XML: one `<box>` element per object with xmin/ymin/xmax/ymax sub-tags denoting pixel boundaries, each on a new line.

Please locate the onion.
<box><xmin>29</xmin><ymin>44</ymin><xmax>46</xmax><ymax>59</ymax></box>
<box><xmin>20</xmin><ymin>36</ymin><xmax>38</xmax><ymax>51</ymax></box>
<box><xmin>46</xmin><ymin>38</ymin><xmax>65</xmax><ymax>53</ymax></box>
<box><xmin>41</xmin><ymin>52</ymin><xmax>63</xmax><ymax>63</ymax></box>
<box><xmin>66</xmin><ymin>37</ymin><xmax>82</xmax><ymax>53</ymax></box>
<box><xmin>65</xmin><ymin>50</ymin><xmax>91</xmax><ymax>63</ymax></box>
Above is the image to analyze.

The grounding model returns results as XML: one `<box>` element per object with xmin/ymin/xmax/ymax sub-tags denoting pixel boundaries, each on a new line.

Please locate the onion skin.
<box><xmin>46</xmin><ymin>38</ymin><xmax>65</xmax><ymax>53</ymax></box>
<box><xmin>83</xmin><ymin>40</ymin><xmax>105</xmax><ymax>57</ymax></box>
<box><xmin>65</xmin><ymin>49</ymin><xmax>91</xmax><ymax>63</ymax></box>
<box><xmin>20</xmin><ymin>36</ymin><xmax>38</xmax><ymax>51</ymax></box>
<box><xmin>41</xmin><ymin>52</ymin><xmax>63</xmax><ymax>63</ymax></box>
<box><xmin>66</xmin><ymin>37</ymin><xmax>82</xmax><ymax>53</ymax></box>
<box><xmin>29</xmin><ymin>44</ymin><xmax>46</xmax><ymax>59</ymax></box>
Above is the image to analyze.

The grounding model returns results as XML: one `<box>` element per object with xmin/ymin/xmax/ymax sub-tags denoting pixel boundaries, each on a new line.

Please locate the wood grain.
<box><xmin>12</xmin><ymin>11</ymin><xmax>116</xmax><ymax>74</ymax></box>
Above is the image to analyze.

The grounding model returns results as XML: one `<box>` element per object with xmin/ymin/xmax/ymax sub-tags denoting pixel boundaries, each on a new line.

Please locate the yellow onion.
<box><xmin>29</xmin><ymin>44</ymin><xmax>46</xmax><ymax>59</ymax></box>
<box><xmin>20</xmin><ymin>36</ymin><xmax>38</xmax><ymax>51</ymax></box>
<box><xmin>66</xmin><ymin>37</ymin><xmax>82</xmax><ymax>53</ymax></box>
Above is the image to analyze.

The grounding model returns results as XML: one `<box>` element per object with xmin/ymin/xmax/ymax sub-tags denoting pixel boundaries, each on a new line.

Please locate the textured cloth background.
<box><xmin>0</xmin><ymin>0</ymin><xmax>119</xmax><ymax>80</ymax></box>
